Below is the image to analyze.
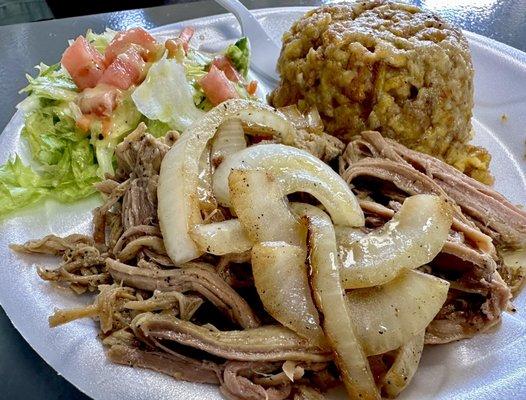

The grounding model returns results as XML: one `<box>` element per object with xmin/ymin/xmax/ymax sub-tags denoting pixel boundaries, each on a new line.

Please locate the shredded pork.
<box><xmin>13</xmin><ymin>123</ymin><xmax>338</xmax><ymax>398</ymax></box>
<box><xmin>340</xmin><ymin>131</ymin><xmax>524</xmax><ymax>343</ymax></box>
<box><xmin>12</xmin><ymin>122</ymin><xmax>524</xmax><ymax>399</ymax></box>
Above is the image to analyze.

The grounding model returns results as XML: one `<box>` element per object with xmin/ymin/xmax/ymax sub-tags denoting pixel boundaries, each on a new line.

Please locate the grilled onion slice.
<box><xmin>229</xmin><ymin>170</ymin><xmax>324</xmax><ymax>345</ymax></box>
<box><xmin>228</xmin><ymin>169</ymin><xmax>304</xmax><ymax>246</ymax></box>
<box><xmin>197</xmin><ymin>143</ymin><xmax>216</xmax><ymax>213</ymax></box>
<box><xmin>380</xmin><ymin>331</ymin><xmax>425</xmax><ymax>398</ymax></box>
<box><xmin>340</xmin><ymin>194</ymin><xmax>452</xmax><ymax>289</ymax></box>
<box><xmin>213</xmin><ymin>144</ymin><xmax>364</xmax><ymax>227</ymax></box>
<box><xmin>211</xmin><ymin>118</ymin><xmax>246</xmax><ymax>165</ymax></box>
<box><xmin>293</xmin><ymin>202</ymin><xmax>380</xmax><ymax>400</ymax></box>
<box><xmin>158</xmin><ymin>99</ymin><xmax>300</xmax><ymax>265</ymax></box>
<box><xmin>347</xmin><ymin>270</ymin><xmax>449</xmax><ymax>356</ymax></box>
<box><xmin>189</xmin><ymin>219</ymin><xmax>252</xmax><ymax>255</ymax></box>
<box><xmin>251</xmin><ymin>241</ymin><xmax>326</xmax><ymax>347</ymax></box>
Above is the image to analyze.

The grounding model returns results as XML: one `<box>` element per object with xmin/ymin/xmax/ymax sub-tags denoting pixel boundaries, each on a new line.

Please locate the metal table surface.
<box><xmin>1</xmin><ymin>1</ymin><xmax>525</xmax><ymax>399</ymax></box>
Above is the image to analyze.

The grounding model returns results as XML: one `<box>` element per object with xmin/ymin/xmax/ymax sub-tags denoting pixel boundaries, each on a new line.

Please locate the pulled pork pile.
<box><xmin>12</xmin><ymin>123</ymin><xmax>525</xmax><ymax>399</ymax></box>
<box><xmin>13</xmin><ymin>123</ymin><xmax>340</xmax><ymax>399</ymax></box>
<box><xmin>340</xmin><ymin>131</ymin><xmax>526</xmax><ymax>343</ymax></box>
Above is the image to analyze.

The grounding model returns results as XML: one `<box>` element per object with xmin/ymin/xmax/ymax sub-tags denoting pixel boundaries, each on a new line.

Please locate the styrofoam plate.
<box><xmin>1</xmin><ymin>7</ymin><xmax>525</xmax><ymax>400</ymax></box>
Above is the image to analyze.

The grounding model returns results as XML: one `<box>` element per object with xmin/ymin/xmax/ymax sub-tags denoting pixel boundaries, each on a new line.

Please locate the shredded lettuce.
<box><xmin>19</xmin><ymin>63</ymin><xmax>77</xmax><ymax>104</ymax></box>
<box><xmin>22</xmin><ymin>103</ymin><xmax>86</xmax><ymax>166</ymax></box>
<box><xmin>144</xmin><ymin>118</ymin><xmax>172</xmax><ymax>138</ymax></box>
<box><xmin>187</xmin><ymin>48</ymin><xmax>212</xmax><ymax>67</ymax></box>
<box><xmin>0</xmin><ymin>140</ymin><xmax>99</xmax><ymax>218</ymax></box>
<box><xmin>86</xmin><ymin>28</ymin><xmax>117</xmax><ymax>54</ymax></box>
<box><xmin>17</xmin><ymin>98</ymin><xmax>99</xmax><ymax>202</ymax></box>
<box><xmin>90</xmin><ymin>94</ymin><xmax>142</xmax><ymax>176</ymax></box>
<box><xmin>0</xmin><ymin>157</ymin><xmax>46</xmax><ymax>216</ymax></box>
<box><xmin>183</xmin><ymin>50</ymin><xmax>210</xmax><ymax>110</ymax></box>
<box><xmin>225</xmin><ymin>37</ymin><xmax>250</xmax><ymax>78</ymax></box>
<box><xmin>0</xmin><ymin>63</ymin><xmax>100</xmax><ymax>217</ymax></box>
<box><xmin>132</xmin><ymin>58</ymin><xmax>204</xmax><ymax>131</ymax></box>
<box><xmin>0</xmin><ymin>30</ymin><xmax>256</xmax><ymax>219</ymax></box>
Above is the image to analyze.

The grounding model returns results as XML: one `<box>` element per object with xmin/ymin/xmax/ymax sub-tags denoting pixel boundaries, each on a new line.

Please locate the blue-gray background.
<box><xmin>1</xmin><ymin>1</ymin><xmax>525</xmax><ymax>398</ymax></box>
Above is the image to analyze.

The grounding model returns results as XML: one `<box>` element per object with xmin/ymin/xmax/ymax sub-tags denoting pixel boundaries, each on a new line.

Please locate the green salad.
<box><xmin>0</xmin><ymin>28</ymin><xmax>255</xmax><ymax>219</ymax></box>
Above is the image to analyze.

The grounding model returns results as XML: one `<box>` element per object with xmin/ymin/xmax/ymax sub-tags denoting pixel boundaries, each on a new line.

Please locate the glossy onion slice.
<box><xmin>228</xmin><ymin>169</ymin><xmax>304</xmax><ymax>246</ymax></box>
<box><xmin>189</xmin><ymin>219</ymin><xmax>252</xmax><ymax>255</ymax></box>
<box><xmin>197</xmin><ymin>143</ymin><xmax>216</xmax><ymax>213</ymax></box>
<box><xmin>211</xmin><ymin>118</ymin><xmax>246</xmax><ymax>164</ymax></box>
<box><xmin>158</xmin><ymin>99</ymin><xmax>300</xmax><ymax>265</ymax></box>
<box><xmin>346</xmin><ymin>270</ymin><xmax>449</xmax><ymax>355</ymax></box>
<box><xmin>340</xmin><ymin>194</ymin><xmax>453</xmax><ymax>289</ymax></box>
<box><xmin>335</xmin><ymin>226</ymin><xmax>367</xmax><ymax>267</ymax></box>
<box><xmin>251</xmin><ymin>241</ymin><xmax>326</xmax><ymax>347</ymax></box>
<box><xmin>380</xmin><ymin>331</ymin><xmax>425</xmax><ymax>398</ymax></box>
<box><xmin>213</xmin><ymin>143</ymin><xmax>364</xmax><ymax>227</ymax></box>
<box><xmin>292</xmin><ymin>202</ymin><xmax>380</xmax><ymax>400</ymax></box>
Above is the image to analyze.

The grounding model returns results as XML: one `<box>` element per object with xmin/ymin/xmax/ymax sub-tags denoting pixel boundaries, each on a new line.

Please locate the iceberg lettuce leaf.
<box><xmin>19</xmin><ymin>63</ymin><xmax>78</xmax><ymax>103</ymax></box>
<box><xmin>132</xmin><ymin>58</ymin><xmax>204</xmax><ymax>131</ymax></box>
<box><xmin>85</xmin><ymin>28</ymin><xmax>117</xmax><ymax>54</ymax></box>
<box><xmin>90</xmin><ymin>94</ymin><xmax>142</xmax><ymax>177</ymax></box>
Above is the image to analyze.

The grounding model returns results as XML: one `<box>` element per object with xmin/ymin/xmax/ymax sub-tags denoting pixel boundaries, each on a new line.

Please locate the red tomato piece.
<box><xmin>105</xmin><ymin>28</ymin><xmax>158</xmax><ymax>64</ymax></box>
<box><xmin>178</xmin><ymin>27</ymin><xmax>195</xmax><ymax>53</ymax></box>
<box><xmin>212</xmin><ymin>56</ymin><xmax>242</xmax><ymax>82</ymax></box>
<box><xmin>199</xmin><ymin>65</ymin><xmax>240</xmax><ymax>106</ymax></box>
<box><xmin>61</xmin><ymin>36</ymin><xmax>105</xmax><ymax>90</ymax></box>
<box><xmin>99</xmin><ymin>47</ymin><xmax>146</xmax><ymax>90</ymax></box>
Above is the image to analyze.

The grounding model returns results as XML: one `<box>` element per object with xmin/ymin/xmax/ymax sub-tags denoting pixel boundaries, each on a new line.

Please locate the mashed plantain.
<box><xmin>269</xmin><ymin>1</ymin><xmax>492</xmax><ymax>183</ymax></box>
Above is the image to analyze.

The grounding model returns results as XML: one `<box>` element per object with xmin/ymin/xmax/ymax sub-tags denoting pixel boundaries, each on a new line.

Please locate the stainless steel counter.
<box><xmin>1</xmin><ymin>1</ymin><xmax>525</xmax><ymax>398</ymax></box>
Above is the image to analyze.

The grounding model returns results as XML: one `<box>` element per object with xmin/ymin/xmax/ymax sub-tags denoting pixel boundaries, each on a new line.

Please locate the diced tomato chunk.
<box><xmin>77</xmin><ymin>84</ymin><xmax>119</xmax><ymax>116</ymax></box>
<box><xmin>99</xmin><ymin>47</ymin><xmax>146</xmax><ymax>90</ymax></box>
<box><xmin>246</xmin><ymin>80</ymin><xmax>258</xmax><ymax>95</ymax></box>
<box><xmin>178</xmin><ymin>27</ymin><xmax>194</xmax><ymax>53</ymax></box>
<box><xmin>212</xmin><ymin>56</ymin><xmax>242</xmax><ymax>82</ymax></box>
<box><xmin>61</xmin><ymin>36</ymin><xmax>105</xmax><ymax>90</ymax></box>
<box><xmin>105</xmin><ymin>28</ymin><xmax>158</xmax><ymax>64</ymax></box>
<box><xmin>199</xmin><ymin>65</ymin><xmax>240</xmax><ymax>106</ymax></box>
